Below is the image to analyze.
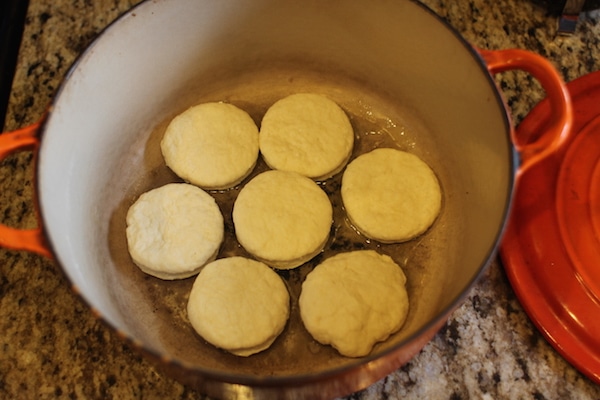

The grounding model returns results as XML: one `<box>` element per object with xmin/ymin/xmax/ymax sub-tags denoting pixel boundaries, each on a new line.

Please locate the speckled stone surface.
<box><xmin>1</xmin><ymin>0</ymin><xmax>600</xmax><ymax>399</ymax></box>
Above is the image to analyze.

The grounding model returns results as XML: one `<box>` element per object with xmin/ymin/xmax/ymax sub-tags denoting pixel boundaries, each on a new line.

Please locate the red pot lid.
<box><xmin>501</xmin><ymin>70</ymin><xmax>600</xmax><ymax>384</ymax></box>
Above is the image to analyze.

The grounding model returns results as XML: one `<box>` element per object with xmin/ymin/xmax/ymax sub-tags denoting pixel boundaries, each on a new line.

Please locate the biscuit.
<box><xmin>187</xmin><ymin>257</ymin><xmax>290</xmax><ymax>356</ymax></box>
<box><xmin>299</xmin><ymin>250</ymin><xmax>409</xmax><ymax>357</ymax></box>
<box><xmin>125</xmin><ymin>183</ymin><xmax>224</xmax><ymax>280</ymax></box>
<box><xmin>341</xmin><ymin>148</ymin><xmax>441</xmax><ymax>243</ymax></box>
<box><xmin>232</xmin><ymin>170</ymin><xmax>332</xmax><ymax>269</ymax></box>
<box><xmin>161</xmin><ymin>102</ymin><xmax>259</xmax><ymax>190</ymax></box>
<box><xmin>259</xmin><ymin>93</ymin><xmax>354</xmax><ymax>180</ymax></box>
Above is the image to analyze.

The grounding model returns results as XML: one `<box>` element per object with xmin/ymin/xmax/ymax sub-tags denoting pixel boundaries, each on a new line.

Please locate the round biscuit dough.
<box><xmin>341</xmin><ymin>148</ymin><xmax>441</xmax><ymax>243</ymax></box>
<box><xmin>232</xmin><ymin>170</ymin><xmax>333</xmax><ymax>269</ymax></box>
<box><xmin>259</xmin><ymin>93</ymin><xmax>354</xmax><ymax>180</ymax></box>
<box><xmin>125</xmin><ymin>183</ymin><xmax>224</xmax><ymax>280</ymax></box>
<box><xmin>187</xmin><ymin>257</ymin><xmax>290</xmax><ymax>356</ymax></box>
<box><xmin>161</xmin><ymin>102</ymin><xmax>259</xmax><ymax>190</ymax></box>
<box><xmin>299</xmin><ymin>250</ymin><xmax>409</xmax><ymax>357</ymax></box>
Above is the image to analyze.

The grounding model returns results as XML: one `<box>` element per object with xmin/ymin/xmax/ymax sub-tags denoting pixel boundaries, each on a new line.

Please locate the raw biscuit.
<box><xmin>125</xmin><ymin>183</ymin><xmax>224</xmax><ymax>280</ymax></box>
<box><xmin>259</xmin><ymin>93</ymin><xmax>354</xmax><ymax>180</ymax></box>
<box><xmin>161</xmin><ymin>102</ymin><xmax>259</xmax><ymax>190</ymax></box>
<box><xmin>232</xmin><ymin>170</ymin><xmax>333</xmax><ymax>269</ymax></box>
<box><xmin>187</xmin><ymin>257</ymin><xmax>290</xmax><ymax>356</ymax></box>
<box><xmin>341</xmin><ymin>148</ymin><xmax>441</xmax><ymax>243</ymax></box>
<box><xmin>299</xmin><ymin>250</ymin><xmax>409</xmax><ymax>357</ymax></box>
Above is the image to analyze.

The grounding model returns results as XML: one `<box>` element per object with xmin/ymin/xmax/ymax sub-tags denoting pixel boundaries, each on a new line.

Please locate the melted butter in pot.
<box><xmin>107</xmin><ymin>67</ymin><xmax>455</xmax><ymax>375</ymax></box>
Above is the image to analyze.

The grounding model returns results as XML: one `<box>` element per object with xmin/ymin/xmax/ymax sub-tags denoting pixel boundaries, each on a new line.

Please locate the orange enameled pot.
<box><xmin>0</xmin><ymin>0</ymin><xmax>571</xmax><ymax>398</ymax></box>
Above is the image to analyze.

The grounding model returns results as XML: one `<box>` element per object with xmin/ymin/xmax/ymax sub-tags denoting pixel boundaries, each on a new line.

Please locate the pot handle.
<box><xmin>477</xmin><ymin>48</ymin><xmax>572</xmax><ymax>175</ymax></box>
<box><xmin>0</xmin><ymin>121</ymin><xmax>53</xmax><ymax>258</ymax></box>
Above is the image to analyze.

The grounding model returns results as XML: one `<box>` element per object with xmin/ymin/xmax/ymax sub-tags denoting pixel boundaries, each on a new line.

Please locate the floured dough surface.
<box><xmin>232</xmin><ymin>170</ymin><xmax>332</xmax><ymax>269</ymax></box>
<box><xmin>259</xmin><ymin>93</ymin><xmax>354</xmax><ymax>180</ymax></box>
<box><xmin>125</xmin><ymin>183</ymin><xmax>224</xmax><ymax>280</ymax></box>
<box><xmin>161</xmin><ymin>102</ymin><xmax>259</xmax><ymax>190</ymax></box>
<box><xmin>299</xmin><ymin>250</ymin><xmax>409</xmax><ymax>357</ymax></box>
<box><xmin>341</xmin><ymin>148</ymin><xmax>441</xmax><ymax>243</ymax></box>
<box><xmin>187</xmin><ymin>257</ymin><xmax>290</xmax><ymax>356</ymax></box>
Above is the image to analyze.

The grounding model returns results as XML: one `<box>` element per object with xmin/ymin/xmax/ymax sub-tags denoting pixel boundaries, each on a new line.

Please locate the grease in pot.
<box><xmin>104</xmin><ymin>65</ymin><xmax>458</xmax><ymax>379</ymax></box>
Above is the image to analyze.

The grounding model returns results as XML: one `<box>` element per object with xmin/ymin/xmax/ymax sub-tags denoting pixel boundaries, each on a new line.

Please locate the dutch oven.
<box><xmin>0</xmin><ymin>0</ymin><xmax>571</xmax><ymax>398</ymax></box>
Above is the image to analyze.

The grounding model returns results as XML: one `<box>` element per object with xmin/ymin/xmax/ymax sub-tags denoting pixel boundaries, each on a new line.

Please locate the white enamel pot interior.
<box><xmin>36</xmin><ymin>0</ymin><xmax>516</xmax><ymax>398</ymax></box>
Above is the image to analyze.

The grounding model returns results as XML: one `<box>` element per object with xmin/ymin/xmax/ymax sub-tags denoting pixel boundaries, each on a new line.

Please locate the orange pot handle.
<box><xmin>477</xmin><ymin>48</ymin><xmax>573</xmax><ymax>176</ymax></box>
<box><xmin>0</xmin><ymin>121</ymin><xmax>53</xmax><ymax>258</ymax></box>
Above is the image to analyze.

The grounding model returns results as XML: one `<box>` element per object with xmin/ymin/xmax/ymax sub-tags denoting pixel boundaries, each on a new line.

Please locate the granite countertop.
<box><xmin>1</xmin><ymin>0</ymin><xmax>600</xmax><ymax>398</ymax></box>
